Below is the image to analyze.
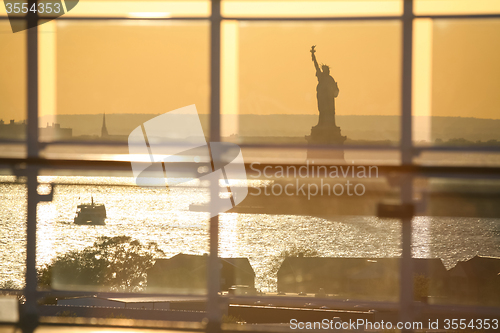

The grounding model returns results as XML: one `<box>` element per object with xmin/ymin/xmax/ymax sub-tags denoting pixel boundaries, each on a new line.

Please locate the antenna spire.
<box><xmin>101</xmin><ymin>113</ymin><xmax>109</xmax><ymax>137</ymax></box>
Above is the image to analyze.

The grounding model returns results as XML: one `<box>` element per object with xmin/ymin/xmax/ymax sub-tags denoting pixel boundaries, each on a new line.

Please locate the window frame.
<box><xmin>1</xmin><ymin>0</ymin><xmax>500</xmax><ymax>331</ymax></box>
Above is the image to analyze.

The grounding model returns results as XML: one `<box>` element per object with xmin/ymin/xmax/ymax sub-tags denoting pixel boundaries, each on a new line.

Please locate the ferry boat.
<box><xmin>74</xmin><ymin>197</ymin><xmax>106</xmax><ymax>225</ymax></box>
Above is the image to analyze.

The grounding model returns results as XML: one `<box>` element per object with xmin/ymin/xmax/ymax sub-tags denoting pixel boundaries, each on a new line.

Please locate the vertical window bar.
<box><xmin>210</xmin><ymin>0</ymin><xmax>222</xmax><ymax>144</ymax></box>
<box><xmin>400</xmin><ymin>1</ymin><xmax>414</xmax><ymax>332</ymax></box>
<box><xmin>27</xmin><ymin>1</ymin><xmax>39</xmax><ymax>159</ymax></box>
<box><xmin>400</xmin><ymin>178</ymin><xmax>414</xmax><ymax>332</ymax></box>
<box><xmin>208</xmin><ymin>1</ymin><xmax>222</xmax><ymax>332</ymax></box>
<box><xmin>401</xmin><ymin>0</ymin><xmax>413</xmax><ymax>165</ymax></box>
<box><xmin>24</xmin><ymin>0</ymin><xmax>40</xmax><ymax>329</ymax></box>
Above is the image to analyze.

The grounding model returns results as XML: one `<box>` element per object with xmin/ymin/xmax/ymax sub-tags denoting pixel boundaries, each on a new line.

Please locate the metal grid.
<box><xmin>1</xmin><ymin>1</ymin><xmax>500</xmax><ymax>332</ymax></box>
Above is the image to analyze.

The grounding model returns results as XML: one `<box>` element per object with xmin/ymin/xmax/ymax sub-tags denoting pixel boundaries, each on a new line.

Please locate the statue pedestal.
<box><xmin>305</xmin><ymin>123</ymin><xmax>346</xmax><ymax>162</ymax></box>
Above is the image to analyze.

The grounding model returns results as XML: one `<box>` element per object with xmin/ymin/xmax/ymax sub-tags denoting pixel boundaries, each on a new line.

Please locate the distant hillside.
<box><xmin>41</xmin><ymin>114</ymin><xmax>500</xmax><ymax>143</ymax></box>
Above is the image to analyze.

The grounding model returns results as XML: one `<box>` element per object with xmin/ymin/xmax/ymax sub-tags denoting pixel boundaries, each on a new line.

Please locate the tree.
<box><xmin>265</xmin><ymin>244</ymin><xmax>319</xmax><ymax>291</ymax></box>
<box><xmin>38</xmin><ymin>236</ymin><xmax>165</xmax><ymax>292</ymax></box>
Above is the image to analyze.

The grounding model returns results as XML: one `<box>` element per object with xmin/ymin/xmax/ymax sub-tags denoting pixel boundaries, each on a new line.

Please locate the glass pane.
<box><xmin>413</xmin><ymin>19</ymin><xmax>500</xmax><ymax>150</ymax></box>
<box><xmin>415</xmin><ymin>0</ymin><xmax>500</xmax><ymax>15</ymax></box>
<box><xmin>0</xmin><ymin>174</ymin><xmax>26</xmax><ymax>291</ymax></box>
<box><xmin>0</xmin><ymin>20</ymin><xmax>26</xmax><ymax>154</ymax></box>
<box><xmin>413</xmin><ymin>177</ymin><xmax>500</xmax><ymax>306</ymax></box>
<box><xmin>37</xmin><ymin>172</ymin><xmax>211</xmax><ymax>296</ymax></box>
<box><xmin>224</xmin><ymin>213</ymin><xmax>402</xmax><ymax>300</ymax></box>
<box><xmin>223</xmin><ymin>168</ymin><xmax>402</xmax><ymax>302</ymax></box>
<box><xmin>222</xmin><ymin>20</ymin><xmax>401</xmax><ymax>164</ymax></box>
<box><xmin>222</xmin><ymin>0</ymin><xmax>403</xmax><ymax>18</ymax></box>
<box><xmin>63</xmin><ymin>0</ymin><xmax>211</xmax><ymax>18</ymax></box>
<box><xmin>36</xmin><ymin>20</ymin><xmax>209</xmax><ymax>152</ymax></box>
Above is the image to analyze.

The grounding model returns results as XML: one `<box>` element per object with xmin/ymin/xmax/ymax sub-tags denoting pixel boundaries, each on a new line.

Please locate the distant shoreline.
<box><xmin>34</xmin><ymin>114</ymin><xmax>500</xmax><ymax>143</ymax></box>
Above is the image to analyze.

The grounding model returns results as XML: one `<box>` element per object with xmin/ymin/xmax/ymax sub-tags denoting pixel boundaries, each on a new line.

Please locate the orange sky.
<box><xmin>1</xmin><ymin>1</ymin><xmax>499</xmax><ymax>121</ymax></box>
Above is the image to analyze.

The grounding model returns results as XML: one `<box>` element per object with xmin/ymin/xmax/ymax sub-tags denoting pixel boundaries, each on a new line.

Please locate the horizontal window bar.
<box><xmin>2</xmin><ymin>157</ymin><xmax>500</xmax><ymax>177</ymax></box>
<box><xmin>1</xmin><ymin>139</ymin><xmax>498</xmax><ymax>154</ymax></box>
<box><xmin>33</xmin><ymin>14</ymin><xmax>500</xmax><ymax>19</ymax></box>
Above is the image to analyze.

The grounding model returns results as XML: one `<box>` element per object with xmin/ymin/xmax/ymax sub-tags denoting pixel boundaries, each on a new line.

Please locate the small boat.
<box><xmin>74</xmin><ymin>196</ymin><xmax>106</xmax><ymax>225</ymax></box>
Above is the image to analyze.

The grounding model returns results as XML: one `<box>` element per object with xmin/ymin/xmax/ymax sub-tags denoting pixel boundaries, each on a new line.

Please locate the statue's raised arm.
<box><xmin>311</xmin><ymin>45</ymin><xmax>321</xmax><ymax>74</ymax></box>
